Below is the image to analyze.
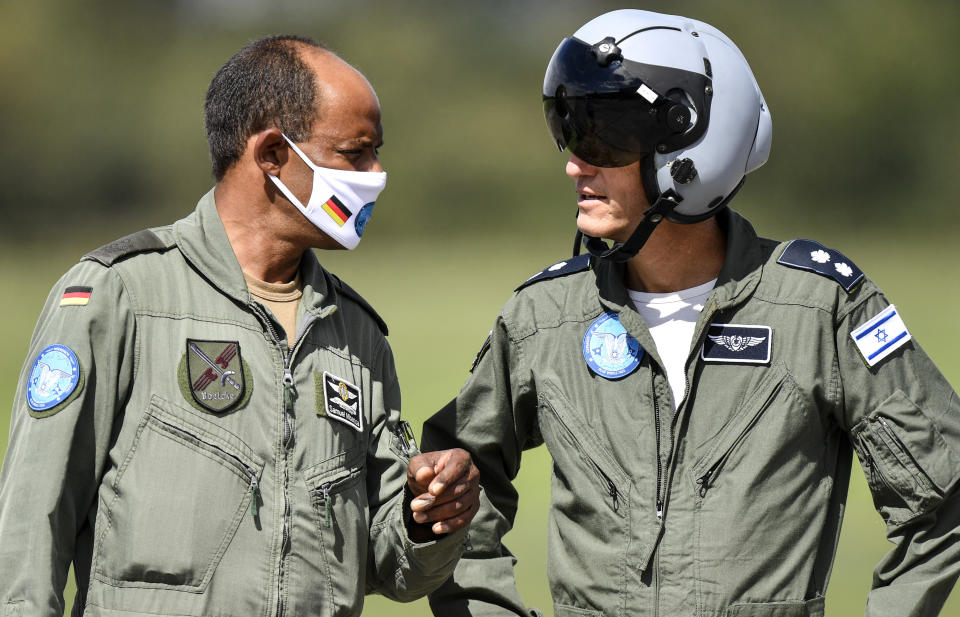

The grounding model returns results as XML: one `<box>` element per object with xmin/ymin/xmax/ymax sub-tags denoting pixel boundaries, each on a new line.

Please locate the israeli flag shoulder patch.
<box><xmin>777</xmin><ymin>239</ymin><xmax>864</xmax><ymax>292</ymax></box>
<box><xmin>851</xmin><ymin>305</ymin><xmax>911</xmax><ymax>367</ymax></box>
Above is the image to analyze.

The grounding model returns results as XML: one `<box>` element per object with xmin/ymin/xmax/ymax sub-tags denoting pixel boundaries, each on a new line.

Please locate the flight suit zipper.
<box><xmin>652</xmin><ymin>365</ymin><xmax>677</xmax><ymax>521</ymax></box>
<box><xmin>250</xmin><ymin>302</ymin><xmax>324</xmax><ymax>617</ymax></box>
<box><xmin>248</xmin><ymin>469</ymin><xmax>261</xmax><ymax>518</ymax></box>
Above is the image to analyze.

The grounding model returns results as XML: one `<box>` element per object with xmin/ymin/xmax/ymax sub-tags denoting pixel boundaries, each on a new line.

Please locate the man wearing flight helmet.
<box><xmin>422</xmin><ymin>9</ymin><xmax>960</xmax><ymax>617</ymax></box>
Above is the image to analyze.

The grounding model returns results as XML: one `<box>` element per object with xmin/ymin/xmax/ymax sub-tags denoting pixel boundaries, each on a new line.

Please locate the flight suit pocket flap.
<box><xmin>148</xmin><ymin>395</ymin><xmax>264</xmax><ymax>471</ymax></box>
<box><xmin>554</xmin><ymin>604</ymin><xmax>603</xmax><ymax>617</ymax></box>
<box><xmin>303</xmin><ymin>447</ymin><xmax>365</xmax><ymax>487</ymax></box>
<box><xmin>725</xmin><ymin>596</ymin><xmax>824</xmax><ymax>616</ymax></box>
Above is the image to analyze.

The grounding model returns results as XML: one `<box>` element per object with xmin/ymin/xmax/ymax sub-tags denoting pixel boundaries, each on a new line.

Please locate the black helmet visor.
<box><xmin>543</xmin><ymin>36</ymin><xmax>710</xmax><ymax>167</ymax></box>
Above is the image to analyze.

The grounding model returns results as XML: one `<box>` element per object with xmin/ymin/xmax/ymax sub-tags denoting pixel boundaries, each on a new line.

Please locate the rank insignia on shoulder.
<box><xmin>515</xmin><ymin>254</ymin><xmax>591</xmax><ymax>292</ymax></box>
<box><xmin>60</xmin><ymin>286</ymin><xmax>92</xmax><ymax>307</ymax></box>
<box><xmin>851</xmin><ymin>305</ymin><xmax>911</xmax><ymax>367</ymax></box>
<box><xmin>582</xmin><ymin>312</ymin><xmax>643</xmax><ymax>379</ymax></box>
<box><xmin>777</xmin><ymin>239</ymin><xmax>864</xmax><ymax>292</ymax></box>
<box><xmin>702</xmin><ymin>324</ymin><xmax>772</xmax><ymax>364</ymax></box>
<box><xmin>26</xmin><ymin>344</ymin><xmax>83</xmax><ymax>417</ymax></box>
<box><xmin>321</xmin><ymin>372</ymin><xmax>363</xmax><ymax>431</ymax></box>
<box><xmin>180</xmin><ymin>339</ymin><xmax>251</xmax><ymax>414</ymax></box>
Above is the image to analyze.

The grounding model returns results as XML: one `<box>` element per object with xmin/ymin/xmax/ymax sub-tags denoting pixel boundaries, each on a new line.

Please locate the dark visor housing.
<box><xmin>543</xmin><ymin>36</ymin><xmax>712</xmax><ymax>168</ymax></box>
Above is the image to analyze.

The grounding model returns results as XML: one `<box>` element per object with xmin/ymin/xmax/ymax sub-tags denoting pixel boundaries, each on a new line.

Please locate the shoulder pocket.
<box><xmin>94</xmin><ymin>395</ymin><xmax>264</xmax><ymax>591</ymax></box>
<box><xmin>851</xmin><ymin>390</ymin><xmax>955</xmax><ymax>524</ymax></box>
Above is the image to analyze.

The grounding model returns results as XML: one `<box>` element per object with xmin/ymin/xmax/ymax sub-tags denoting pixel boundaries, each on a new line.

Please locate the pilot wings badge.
<box><xmin>701</xmin><ymin>324</ymin><xmax>772</xmax><ymax>364</ymax></box>
<box><xmin>582</xmin><ymin>312</ymin><xmax>643</xmax><ymax>379</ymax></box>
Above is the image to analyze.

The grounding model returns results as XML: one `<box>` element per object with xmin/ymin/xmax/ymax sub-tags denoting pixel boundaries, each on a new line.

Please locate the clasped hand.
<box><xmin>405</xmin><ymin>448</ymin><xmax>480</xmax><ymax>539</ymax></box>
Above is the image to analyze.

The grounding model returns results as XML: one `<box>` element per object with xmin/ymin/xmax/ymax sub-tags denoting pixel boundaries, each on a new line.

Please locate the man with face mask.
<box><xmin>0</xmin><ymin>35</ymin><xmax>479</xmax><ymax>616</ymax></box>
<box><xmin>422</xmin><ymin>9</ymin><xmax>960</xmax><ymax>617</ymax></box>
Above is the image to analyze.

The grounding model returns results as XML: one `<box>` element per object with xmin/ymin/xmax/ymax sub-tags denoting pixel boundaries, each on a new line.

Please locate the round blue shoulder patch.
<box><xmin>27</xmin><ymin>344</ymin><xmax>81</xmax><ymax>411</ymax></box>
<box><xmin>583</xmin><ymin>312</ymin><xmax>643</xmax><ymax>379</ymax></box>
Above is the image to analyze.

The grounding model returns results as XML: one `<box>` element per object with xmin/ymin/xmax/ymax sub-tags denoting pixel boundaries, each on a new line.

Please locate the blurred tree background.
<box><xmin>1</xmin><ymin>1</ymin><xmax>958</xmax><ymax>616</ymax></box>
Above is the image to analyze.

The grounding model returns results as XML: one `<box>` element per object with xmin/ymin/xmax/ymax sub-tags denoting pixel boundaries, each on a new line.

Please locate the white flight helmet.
<box><xmin>543</xmin><ymin>9</ymin><xmax>772</xmax><ymax>260</ymax></box>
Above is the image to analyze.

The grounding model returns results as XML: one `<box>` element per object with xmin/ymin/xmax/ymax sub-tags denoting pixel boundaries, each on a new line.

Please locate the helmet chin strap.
<box><xmin>582</xmin><ymin>189</ymin><xmax>682</xmax><ymax>262</ymax></box>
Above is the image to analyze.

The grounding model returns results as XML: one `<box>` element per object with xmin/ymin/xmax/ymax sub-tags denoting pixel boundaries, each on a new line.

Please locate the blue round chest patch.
<box><xmin>583</xmin><ymin>312</ymin><xmax>643</xmax><ymax>379</ymax></box>
<box><xmin>27</xmin><ymin>344</ymin><xmax>81</xmax><ymax>411</ymax></box>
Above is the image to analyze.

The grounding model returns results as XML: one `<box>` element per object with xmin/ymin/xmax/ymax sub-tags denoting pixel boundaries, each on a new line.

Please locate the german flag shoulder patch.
<box><xmin>60</xmin><ymin>286</ymin><xmax>92</xmax><ymax>307</ymax></box>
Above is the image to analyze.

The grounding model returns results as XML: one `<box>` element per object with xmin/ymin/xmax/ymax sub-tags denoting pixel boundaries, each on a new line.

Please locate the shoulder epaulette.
<box><xmin>82</xmin><ymin>229</ymin><xmax>171</xmax><ymax>267</ymax></box>
<box><xmin>515</xmin><ymin>254</ymin><xmax>592</xmax><ymax>293</ymax></box>
<box><xmin>776</xmin><ymin>238</ymin><xmax>864</xmax><ymax>292</ymax></box>
<box><xmin>331</xmin><ymin>274</ymin><xmax>389</xmax><ymax>336</ymax></box>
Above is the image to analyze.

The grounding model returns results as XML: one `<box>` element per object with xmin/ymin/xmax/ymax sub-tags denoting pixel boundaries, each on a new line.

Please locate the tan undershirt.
<box><xmin>243</xmin><ymin>271</ymin><xmax>303</xmax><ymax>342</ymax></box>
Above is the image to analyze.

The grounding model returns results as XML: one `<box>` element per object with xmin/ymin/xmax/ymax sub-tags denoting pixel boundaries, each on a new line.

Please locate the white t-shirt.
<box><xmin>628</xmin><ymin>279</ymin><xmax>717</xmax><ymax>410</ymax></box>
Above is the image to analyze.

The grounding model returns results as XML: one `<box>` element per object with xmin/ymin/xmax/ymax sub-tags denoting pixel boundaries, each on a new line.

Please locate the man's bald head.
<box><xmin>204</xmin><ymin>35</ymin><xmax>360</xmax><ymax>181</ymax></box>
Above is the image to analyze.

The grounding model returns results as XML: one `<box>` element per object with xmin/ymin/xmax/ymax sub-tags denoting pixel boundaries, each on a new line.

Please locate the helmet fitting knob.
<box><xmin>670</xmin><ymin>158</ymin><xmax>698</xmax><ymax>184</ymax></box>
<box><xmin>591</xmin><ymin>37</ymin><xmax>622</xmax><ymax>67</ymax></box>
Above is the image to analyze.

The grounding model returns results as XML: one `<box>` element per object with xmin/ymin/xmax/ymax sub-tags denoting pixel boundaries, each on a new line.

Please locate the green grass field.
<box><xmin>1</xmin><ymin>225</ymin><xmax>957</xmax><ymax>616</ymax></box>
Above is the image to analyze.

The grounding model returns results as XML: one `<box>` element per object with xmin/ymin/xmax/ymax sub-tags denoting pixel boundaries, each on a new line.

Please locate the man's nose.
<box><xmin>566</xmin><ymin>154</ymin><xmax>597</xmax><ymax>179</ymax></box>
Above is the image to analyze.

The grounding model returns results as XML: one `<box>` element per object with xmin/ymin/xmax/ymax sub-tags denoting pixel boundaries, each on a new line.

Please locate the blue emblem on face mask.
<box><xmin>355</xmin><ymin>202</ymin><xmax>374</xmax><ymax>237</ymax></box>
<box><xmin>27</xmin><ymin>344</ymin><xmax>81</xmax><ymax>411</ymax></box>
<box><xmin>583</xmin><ymin>312</ymin><xmax>642</xmax><ymax>379</ymax></box>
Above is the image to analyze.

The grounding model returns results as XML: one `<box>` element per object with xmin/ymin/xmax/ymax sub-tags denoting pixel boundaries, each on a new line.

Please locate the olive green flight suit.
<box><xmin>423</xmin><ymin>209</ymin><xmax>960</xmax><ymax>617</ymax></box>
<box><xmin>0</xmin><ymin>191</ymin><xmax>465</xmax><ymax>617</ymax></box>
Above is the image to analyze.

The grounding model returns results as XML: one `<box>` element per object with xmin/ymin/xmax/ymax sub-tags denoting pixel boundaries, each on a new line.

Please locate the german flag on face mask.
<box><xmin>60</xmin><ymin>286</ymin><xmax>92</xmax><ymax>307</ymax></box>
<box><xmin>322</xmin><ymin>195</ymin><xmax>352</xmax><ymax>227</ymax></box>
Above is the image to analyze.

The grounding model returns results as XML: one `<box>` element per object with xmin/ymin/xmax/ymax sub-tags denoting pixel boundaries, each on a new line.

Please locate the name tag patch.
<box><xmin>850</xmin><ymin>305</ymin><xmax>911</xmax><ymax>367</ymax></box>
<box><xmin>702</xmin><ymin>324</ymin><xmax>772</xmax><ymax>364</ymax></box>
<box><xmin>321</xmin><ymin>372</ymin><xmax>363</xmax><ymax>431</ymax></box>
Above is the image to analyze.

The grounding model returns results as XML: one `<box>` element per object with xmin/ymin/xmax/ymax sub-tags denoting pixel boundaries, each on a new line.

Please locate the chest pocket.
<box><xmin>689</xmin><ymin>362</ymin><xmax>832</xmax><ymax>607</ymax></box>
<box><xmin>691</xmin><ymin>363</ymin><xmax>792</xmax><ymax>497</ymax></box>
<box><xmin>303</xmin><ymin>449</ymin><xmax>368</xmax><ymax>612</ymax></box>
<box><xmin>94</xmin><ymin>395</ymin><xmax>263</xmax><ymax>591</ymax></box>
<box><xmin>536</xmin><ymin>379</ymin><xmax>647</xmax><ymax>607</ymax></box>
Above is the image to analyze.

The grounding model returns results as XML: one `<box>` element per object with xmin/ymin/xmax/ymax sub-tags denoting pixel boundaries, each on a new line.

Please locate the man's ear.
<box><xmin>253</xmin><ymin>128</ymin><xmax>286</xmax><ymax>175</ymax></box>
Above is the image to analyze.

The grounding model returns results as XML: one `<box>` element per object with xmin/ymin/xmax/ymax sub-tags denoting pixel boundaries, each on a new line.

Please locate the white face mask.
<box><xmin>268</xmin><ymin>134</ymin><xmax>387</xmax><ymax>249</ymax></box>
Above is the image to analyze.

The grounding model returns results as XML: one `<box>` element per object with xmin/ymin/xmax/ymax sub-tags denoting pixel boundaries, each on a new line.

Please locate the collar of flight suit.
<box><xmin>173</xmin><ymin>188</ymin><xmax>336</xmax><ymax>318</ymax></box>
<box><xmin>593</xmin><ymin>208</ymin><xmax>767</xmax><ymax>317</ymax></box>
